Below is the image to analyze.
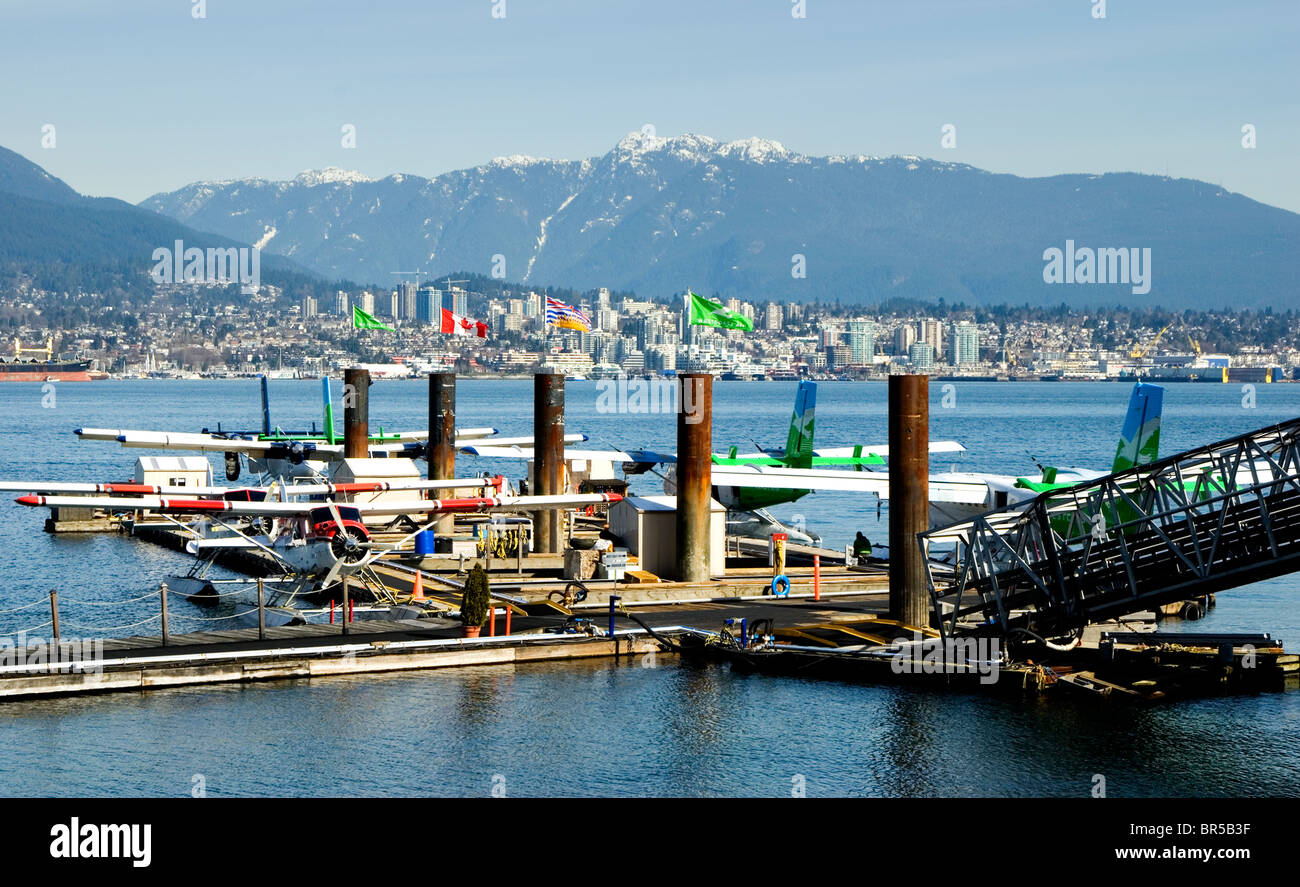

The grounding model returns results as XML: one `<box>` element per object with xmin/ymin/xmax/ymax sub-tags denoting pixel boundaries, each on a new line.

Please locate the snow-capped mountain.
<box><xmin>138</xmin><ymin>133</ymin><xmax>1300</xmax><ymax>308</ymax></box>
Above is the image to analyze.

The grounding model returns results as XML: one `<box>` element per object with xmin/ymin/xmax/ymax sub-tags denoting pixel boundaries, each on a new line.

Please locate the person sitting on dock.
<box><xmin>853</xmin><ymin>532</ymin><xmax>872</xmax><ymax>560</ymax></box>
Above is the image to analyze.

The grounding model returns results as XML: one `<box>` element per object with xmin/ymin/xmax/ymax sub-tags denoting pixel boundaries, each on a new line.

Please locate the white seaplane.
<box><xmin>73</xmin><ymin>375</ymin><xmax>589</xmax><ymax>482</ymax></box>
<box><xmin>12</xmin><ymin>486</ymin><xmax>623</xmax><ymax>625</ymax></box>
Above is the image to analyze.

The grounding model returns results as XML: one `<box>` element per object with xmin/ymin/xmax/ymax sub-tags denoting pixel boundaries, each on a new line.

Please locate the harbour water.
<box><xmin>1</xmin><ymin>380</ymin><xmax>1298</xmax><ymax>796</ymax></box>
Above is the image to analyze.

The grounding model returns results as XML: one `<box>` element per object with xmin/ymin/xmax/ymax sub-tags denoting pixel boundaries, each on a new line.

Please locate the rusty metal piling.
<box><xmin>343</xmin><ymin>367</ymin><xmax>371</xmax><ymax>460</ymax></box>
<box><xmin>888</xmin><ymin>374</ymin><xmax>930</xmax><ymax>629</ymax></box>
<box><xmin>675</xmin><ymin>373</ymin><xmax>713</xmax><ymax>582</ymax></box>
<box><xmin>533</xmin><ymin>374</ymin><xmax>565</xmax><ymax>554</ymax></box>
<box><xmin>428</xmin><ymin>373</ymin><xmax>456</xmax><ymax>535</ymax></box>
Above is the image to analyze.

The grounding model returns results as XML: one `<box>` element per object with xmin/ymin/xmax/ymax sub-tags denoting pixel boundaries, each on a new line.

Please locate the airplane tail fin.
<box><xmin>260</xmin><ymin>375</ymin><xmax>271</xmax><ymax>437</ymax></box>
<box><xmin>323</xmin><ymin>377</ymin><xmax>337</xmax><ymax>446</ymax></box>
<box><xmin>1112</xmin><ymin>382</ymin><xmax>1163</xmax><ymax>473</ymax></box>
<box><xmin>784</xmin><ymin>381</ymin><xmax>816</xmax><ymax>467</ymax></box>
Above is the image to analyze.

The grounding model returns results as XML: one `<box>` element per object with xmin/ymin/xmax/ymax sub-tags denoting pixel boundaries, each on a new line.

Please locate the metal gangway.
<box><xmin>920</xmin><ymin>417</ymin><xmax>1300</xmax><ymax>642</ymax></box>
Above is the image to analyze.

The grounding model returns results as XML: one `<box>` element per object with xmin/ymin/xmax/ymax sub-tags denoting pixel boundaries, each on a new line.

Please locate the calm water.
<box><xmin>0</xmin><ymin>379</ymin><xmax>1297</xmax><ymax>796</ymax></box>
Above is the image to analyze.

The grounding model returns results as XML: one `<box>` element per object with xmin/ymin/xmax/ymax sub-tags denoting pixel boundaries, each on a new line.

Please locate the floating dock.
<box><xmin>0</xmin><ymin>593</ymin><xmax>898</xmax><ymax>700</ymax></box>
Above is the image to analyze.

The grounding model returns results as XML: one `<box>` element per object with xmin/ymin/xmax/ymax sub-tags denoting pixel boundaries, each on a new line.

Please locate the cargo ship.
<box><xmin>0</xmin><ymin>339</ymin><xmax>94</xmax><ymax>382</ymax></box>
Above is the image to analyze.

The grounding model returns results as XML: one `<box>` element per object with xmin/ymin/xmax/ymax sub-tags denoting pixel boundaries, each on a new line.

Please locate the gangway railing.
<box><xmin>920</xmin><ymin>416</ymin><xmax>1300</xmax><ymax>641</ymax></box>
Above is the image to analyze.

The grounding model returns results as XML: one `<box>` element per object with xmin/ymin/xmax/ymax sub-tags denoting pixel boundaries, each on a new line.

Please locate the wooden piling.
<box><xmin>428</xmin><ymin>373</ymin><xmax>456</xmax><ymax>536</ymax></box>
<box><xmin>533</xmin><ymin>374</ymin><xmax>565</xmax><ymax>553</ymax></box>
<box><xmin>888</xmin><ymin>374</ymin><xmax>930</xmax><ymax>629</ymax></box>
<box><xmin>676</xmin><ymin>373</ymin><xmax>712</xmax><ymax>582</ymax></box>
<box><xmin>159</xmin><ymin>581</ymin><xmax>170</xmax><ymax>647</ymax></box>
<box><xmin>344</xmin><ymin>367</ymin><xmax>371</xmax><ymax>460</ymax></box>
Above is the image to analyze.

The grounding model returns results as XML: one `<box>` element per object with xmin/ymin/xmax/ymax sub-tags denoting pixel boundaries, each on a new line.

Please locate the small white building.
<box><xmin>134</xmin><ymin>457</ymin><xmax>213</xmax><ymax>489</ymax></box>
<box><xmin>609</xmin><ymin>495</ymin><xmax>726</xmax><ymax>580</ymax></box>
<box><xmin>331</xmin><ymin>458</ymin><xmax>425</xmax><ymax>524</ymax></box>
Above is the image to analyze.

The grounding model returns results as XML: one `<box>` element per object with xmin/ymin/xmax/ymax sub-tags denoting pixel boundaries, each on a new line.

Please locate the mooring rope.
<box><xmin>57</xmin><ymin>589</ymin><xmax>162</xmax><ymax>607</ymax></box>
<box><xmin>9</xmin><ymin>619</ymin><xmax>54</xmax><ymax>632</ymax></box>
<box><xmin>0</xmin><ymin>597</ymin><xmax>51</xmax><ymax>615</ymax></box>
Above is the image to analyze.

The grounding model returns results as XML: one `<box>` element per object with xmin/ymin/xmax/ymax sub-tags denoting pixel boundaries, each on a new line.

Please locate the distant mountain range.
<box><xmin>2</xmin><ymin>135</ymin><xmax>1297</xmax><ymax>309</ymax></box>
<box><xmin>138</xmin><ymin>133</ymin><xmax>1300</xmax><ymax>309</ymax></box>
<box><xmin>0</xmin><ymin>146</ymin><xmax>315</xmax><ymax>297</ymax></box>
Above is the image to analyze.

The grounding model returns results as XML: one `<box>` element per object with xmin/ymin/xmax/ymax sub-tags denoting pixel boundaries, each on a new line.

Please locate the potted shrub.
<box><xmin>460</xmin><ymin>564</ymin><xmax>491</xmax><ymax>638</ymax></box>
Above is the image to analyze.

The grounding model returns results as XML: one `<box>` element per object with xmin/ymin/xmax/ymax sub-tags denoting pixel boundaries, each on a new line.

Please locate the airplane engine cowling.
<box><xmin>330</xmin><ymin>526</ymin><xmax>369</xmax><ymax>564</ymax></box>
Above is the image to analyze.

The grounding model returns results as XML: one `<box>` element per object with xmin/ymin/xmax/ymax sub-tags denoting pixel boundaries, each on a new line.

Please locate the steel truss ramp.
<box><xmin>920</xmin><ymin>417</ymin><xmax>1300</xmax><ymax>640</ymax></box>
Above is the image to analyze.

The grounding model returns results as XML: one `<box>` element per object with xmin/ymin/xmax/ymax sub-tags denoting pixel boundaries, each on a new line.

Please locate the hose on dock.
<box><xmin>612</xmin><ymin>601</ymin><xmax>684</xmax><ymax>653</ymax></box>
<box><xmin>560</xmin><ymin>580</ymin><xmax>682</xmax><ymax>652</ymax></box>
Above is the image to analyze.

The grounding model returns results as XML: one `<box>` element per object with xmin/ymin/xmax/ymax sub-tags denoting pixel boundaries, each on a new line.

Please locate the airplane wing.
<box><xmin>708</xmin><ymin>465</ymin><xmax>995</xmax><ymax>505</ymax></box>
<box><xmin>78</xmin><ymin>427</ymin><xmax>504</xmax><ymax>453</ymax></box>
<box><xmin>810</xmin><ymin>441</ymin><xmax>967</xmax><ymax>457</ymax></box>
<box><xmin>15</xmin><ymin>492</ymin><xmax>623</xmax><ymax>516</ymax></box>
<box><xmin>709</xmin><ymin>465</ymin><xmax>892</xmax><ymax>496</ymax></box>
<box><xmin>459</xmin><ymin>446</ymin><xmax>635</xmax><ymax>462</ymax></box>
<box><xmin>455</xmin><ymin>433</ymin><xmax>588</xmax><ymax>450</ymax></box>
<box><xmin>633</xmin><ymin>440</ymin><xmax>967</xmax><ymax>470</ymax></box>
<box><xmin>0</xmin><ymin>478</ymin><xmax>499</xmax><ymax>497</ymax></box>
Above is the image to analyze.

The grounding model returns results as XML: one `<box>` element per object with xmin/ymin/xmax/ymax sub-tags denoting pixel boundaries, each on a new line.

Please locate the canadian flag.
<box><xmin>439</xmin><ymin>308</ymin><xmax>488</xmax><ymax>338</ymax></box>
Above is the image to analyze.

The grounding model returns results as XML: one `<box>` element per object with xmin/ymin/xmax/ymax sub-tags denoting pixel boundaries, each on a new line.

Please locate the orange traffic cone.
<box><xmin>411</xmin><ymin>570</ymin><xmax>427</xmax><ymax>601</ymax></box>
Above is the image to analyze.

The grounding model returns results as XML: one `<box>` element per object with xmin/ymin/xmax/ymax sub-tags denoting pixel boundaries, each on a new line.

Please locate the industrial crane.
<box><xmin>1129</xmin><ymin>323</ymin><xmax>1172</xmax><ymax>359</ymax></box>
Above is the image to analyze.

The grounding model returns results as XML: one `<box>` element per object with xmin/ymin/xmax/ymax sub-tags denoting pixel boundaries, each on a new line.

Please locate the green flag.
<box><xmin>353</xmin><ymin>304</ymin><xmax>394</xmax><ymax>331</ymax></box>
<box><xmin>687</xmin><ymin>291</ymin><xmax>753</xmax><ymax>331</ymax></box>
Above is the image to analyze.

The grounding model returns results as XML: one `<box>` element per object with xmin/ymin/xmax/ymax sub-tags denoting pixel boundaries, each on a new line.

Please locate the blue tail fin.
<box><xmin>260</xmin><ymin>375</ymin><xmax>271</xmax><ymax>437</ymax></box>
<box><xmin>784</xmin><ymin>381</ymin><xmax>816</xmax><ymax>467</ymax></box>
<box><xmin>1112</xmin><ymin>382</ymin><xmax>1163</xmax><ymax>472</ymax></box>
<box><xmin>323</xmin><ymin>377</ymin><xmax>337</xmax><ymax>446</ymax></box>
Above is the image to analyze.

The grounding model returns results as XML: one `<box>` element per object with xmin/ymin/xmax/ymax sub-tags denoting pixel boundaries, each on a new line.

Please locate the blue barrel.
<box><xmin>413</xmin><ymin>530</ymin><xmax>436</xmax><ymax>555</ymax></box>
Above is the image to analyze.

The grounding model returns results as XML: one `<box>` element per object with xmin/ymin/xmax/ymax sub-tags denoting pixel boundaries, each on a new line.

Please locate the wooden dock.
<box><xmin>0</xmin><ymin>593</ymin><xmax>892</xmax><ymax>701</ymax></box>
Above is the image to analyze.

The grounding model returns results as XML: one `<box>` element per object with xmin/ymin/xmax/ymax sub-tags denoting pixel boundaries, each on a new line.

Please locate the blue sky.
<box><xmin>2</xmin><ymin>0</ymin><xmax>1297</xmax><ymax>210</ymax></box>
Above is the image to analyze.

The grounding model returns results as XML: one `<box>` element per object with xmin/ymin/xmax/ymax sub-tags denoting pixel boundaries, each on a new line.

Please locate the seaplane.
<box><xmin>73</xmin><ymin>375</ymin><xmax>589</xmax><ymax>482</ymax></box>
<box><xmin>462</xmin><ymin>380</ymin><xmax>967</xmax><ymax>546</ymax></box>
<box><xmin>12</xmin><ymin>486</ymin><xmax>623</xmax><ymax>624</ymax></box>
<box><xmin>689</xmin><ymin>381</ymin><xmax>1166</xmax><ymax>538</ymax></box>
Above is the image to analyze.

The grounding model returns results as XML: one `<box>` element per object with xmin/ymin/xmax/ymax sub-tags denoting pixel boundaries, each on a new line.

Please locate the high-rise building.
<box><xmin>444</xmin><ymin>287</ymin><xmax>470</xmax><ymax>317</ymax></box>
<box><xmin>825</xmin><ymin>345</ymin><xmax>849</xmax><ymax>370</ymax></box>
<box><xmin>417</xmin><ymin>287</ymin><xmax>441</xmax><ymax>324</ymax></box>
<box><xmin>949</xmin><ymin>321</ymin><xmax>979</xmax><ymax>367</ymax></box>
<box><xmin>597</xmin><ymin>287</ymin><xmax>611</xmax><ymax>311</ymax></box>
<box><xmin>334</xmin><ymin>291</ymin><xmax>350</xmax><ymax>316</ymax></box>
<box><xmin>525</xmin><ymin>292</ymin><xmax>542</xmax><ymax>317</ymax></box>
<box><xmin>301</xmin><ymin>294</ymin><xmax>318</xmax><ymax>318</ymax></box>
<box><xmin>893</xmin><ymin>324</ymin><xmax>916</xmax><ymax>355</ymax></box>
<box><xmin>357</xmin><ymin>291</ymin><xmax>376</xmax><ymax>315</ymax></box>
<box><xmin>918</xmin><ymin>319</ymin><xmax>944</xmax><ymax>358</ymax></box>
<box><xmin>764</xmin><ymin>302</ymin><xmax>783</xmax><ymax>331</ymax></box>
<box><xmin>398</xmin><ymin>282</ymin><xmax>418</xmax><ymax>320</ymax></box>
<box><xmin>848</xmin><ymin>320</ymin><xmax>876</xmax><ymax>365</ymax></box>
<box><xmin>596</xmin><ymin>308</ymin><xmax>618</xmax><ymax>332</ymax></box>
<box><xmin>909</xmin><ymin>341</ymin><xmax>935</xmax><ymax>373</ymax></box>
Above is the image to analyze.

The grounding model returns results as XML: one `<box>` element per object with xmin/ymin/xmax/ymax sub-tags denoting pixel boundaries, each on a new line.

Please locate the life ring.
<box><xmin>770</xmin><ymin>574</ymin><xmax>790</xmax><ymax>597</ymax></box>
